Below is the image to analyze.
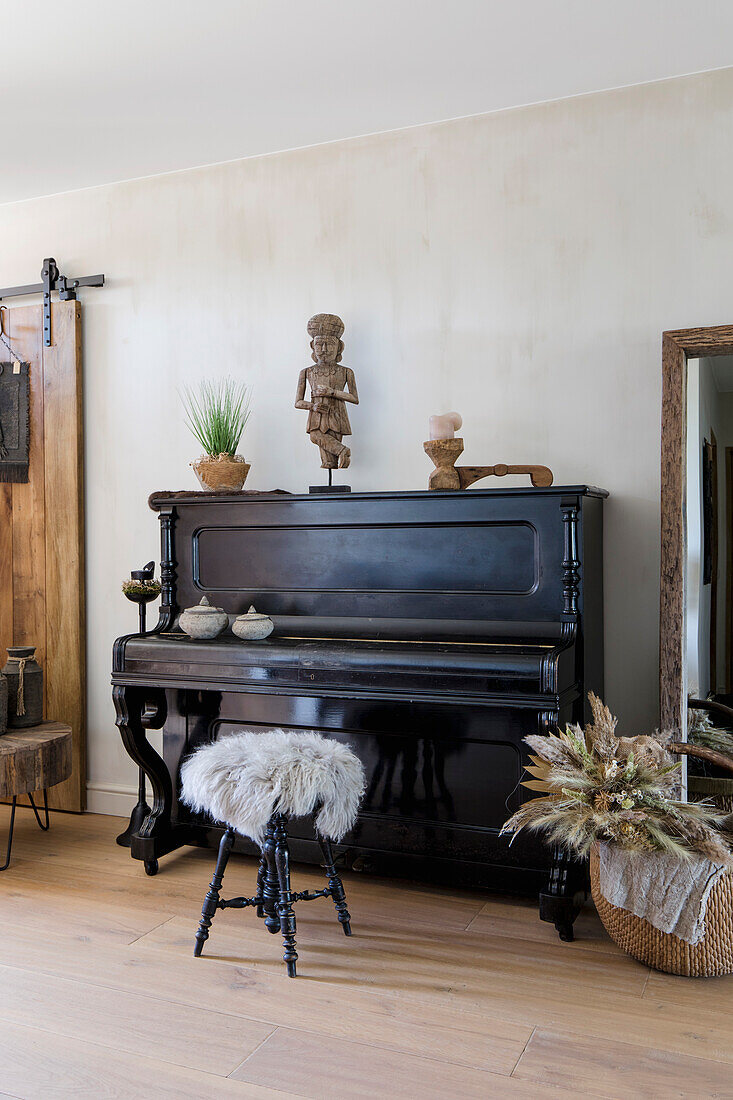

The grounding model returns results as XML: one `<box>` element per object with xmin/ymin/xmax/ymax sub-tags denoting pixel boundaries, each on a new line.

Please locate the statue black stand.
<box><xmin>309</xmin><ymin>469</ymin><xmax>351</xmax><ymax>494</ymax></box>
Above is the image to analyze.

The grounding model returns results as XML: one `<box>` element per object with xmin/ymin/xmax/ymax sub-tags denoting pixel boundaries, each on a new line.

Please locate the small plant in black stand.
<box><xmin>117</xmin><ymin>563</ymin><xmax>162</xmax><ymax>849</ymax></box>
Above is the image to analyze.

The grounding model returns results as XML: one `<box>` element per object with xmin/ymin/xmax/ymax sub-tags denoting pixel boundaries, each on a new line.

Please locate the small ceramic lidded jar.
<box><xmin>178</xmin><ymin>596</ymin><xmax>229</xmax><ymax>640</ymax></box>
<box><xmin>2</xmin><ymin>646</ymin><xmax>43</xmax><ymax>728</ymax></box>
<box><xmin>232</xmin><ymin>606</ymin><xmax>274</xmax><ymax>641</ymax></box>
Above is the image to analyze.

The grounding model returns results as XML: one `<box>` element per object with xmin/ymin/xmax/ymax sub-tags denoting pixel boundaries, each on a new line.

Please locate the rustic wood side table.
<box><xmin>0</xmin><ymin>723</ymin><xmax>72</xmax><ymax>870</ymax></box>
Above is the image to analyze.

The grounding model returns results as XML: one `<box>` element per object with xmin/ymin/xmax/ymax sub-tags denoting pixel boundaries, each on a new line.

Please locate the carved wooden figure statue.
<box><xmin>295</xmin><ymin>314</ymin><xmax>358</xmax><ymax>470</ymax></box>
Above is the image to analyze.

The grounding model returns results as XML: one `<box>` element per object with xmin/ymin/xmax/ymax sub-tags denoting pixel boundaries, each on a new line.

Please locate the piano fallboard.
<box><xmin>117</xmin><ymin>629</ymin><xmax>575</xmax><ymax>700</ymax></box>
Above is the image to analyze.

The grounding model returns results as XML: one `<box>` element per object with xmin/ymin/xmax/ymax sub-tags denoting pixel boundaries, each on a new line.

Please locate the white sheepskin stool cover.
<box><xmin>180</xmin><ymin>729</ymin><xmax>365</xmax><ymax>845</ymax></box>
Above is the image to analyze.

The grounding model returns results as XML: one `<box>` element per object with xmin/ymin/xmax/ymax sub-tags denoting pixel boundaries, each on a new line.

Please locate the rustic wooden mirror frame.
<box><xmin>661</xmin><ymin>324</ymin><xmax>733</xmax><ymax>735</ymax></box>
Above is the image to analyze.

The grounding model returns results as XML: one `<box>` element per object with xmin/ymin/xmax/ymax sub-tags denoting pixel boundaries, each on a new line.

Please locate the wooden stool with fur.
<box><xmin>181</xmin><ymin>730</ymin><xmax>365</xmax><ymax>977</ymax></box>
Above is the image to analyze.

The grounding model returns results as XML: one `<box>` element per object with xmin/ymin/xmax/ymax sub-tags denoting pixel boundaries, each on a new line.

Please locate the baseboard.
<box><xmin>86</xmin><ymin>782</ymin><xmax>136</xmax><ymax>818</ymax></box>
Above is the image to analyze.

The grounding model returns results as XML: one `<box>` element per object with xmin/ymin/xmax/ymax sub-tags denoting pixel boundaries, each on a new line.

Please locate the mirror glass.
<box><xmin>685</xmin><ymin>356</ymin><xmax>733</xmax><ymax>706</ymax></box>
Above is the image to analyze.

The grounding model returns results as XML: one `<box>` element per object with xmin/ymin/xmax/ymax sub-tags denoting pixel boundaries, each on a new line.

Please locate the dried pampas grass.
<box><xmin>501</xmin><ymin>693</ymin><xmax>733</xmax><ymax>867</ymax></box>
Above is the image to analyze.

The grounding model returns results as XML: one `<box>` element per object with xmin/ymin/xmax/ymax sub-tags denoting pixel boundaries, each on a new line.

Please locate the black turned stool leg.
<box><xmin>261</xmin><ymin>819</ymin><xmax>282</xmax><ymax>935</ymax></box>
<box><xmin>194</xmin><ymin>826</ymin><xmax>235</xmax><ymax>957</ymax></box>
<box><xmin>272</xmin><ymin>814</ymin><xmax>298</xmax><ymax>978</ymax></box>
<box><xmin>255</xmin><ymin>849</ymin><xmax>268</xmax><ymax>918</ymax></box>
<box><xmin>318</xmin><ymin>834</ymin><xmax>352</xmax><ymax>935</ymax></box>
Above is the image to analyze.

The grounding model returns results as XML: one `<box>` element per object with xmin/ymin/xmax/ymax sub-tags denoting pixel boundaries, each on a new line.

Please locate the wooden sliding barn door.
<box><xmin>0</xmin><ymin>301</ymin><xmax>85</xmax><ymax>811</ymax></box>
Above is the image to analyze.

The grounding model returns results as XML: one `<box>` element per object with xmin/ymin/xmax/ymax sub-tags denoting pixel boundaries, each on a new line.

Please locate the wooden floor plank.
<box><xmin>0</xmin><ymin>1019</ymin><xmax>292</xmax><ymax>1100</ymax></box>
<box><xmin>0</xmin><ymin>806</ymin><xmax>486</xmax><ymax>930</ymax></box>
<box><xmin>644</xmin><ymin>969</ymin><xmax>733</xmax><ymax>1011</ymax></box>
<box><xmin>466</xmin><ymin>896</ymin><xmax>623</xmax><ymax>957</ymax></box>
<box><xmin>0</xmin><ymin>855</ymin><xmax>168</xmax><ymax>945</ymax></box>
<box><xmin>135</xmin><ymin>907</ymin><xmax>649</xmax><ymax>1001</ymax></box>
<box><xmin>129</xmin><ymin>917</ymin><xmax>733</xmax><ymax>1069</ymax></box>
<box><xmin>230</xmin><ymin>1026</ymin><xmax>570</xmax><ymax>1099</ymax></box>
<box><xmin>513</xmin><ymin>1028</ymin><xmax>733</xmax><ymax>1099</ymax></box>
<box><xmin>0</xmin><ymin>922</ymin><xmax>529</xmax><ymax>1076</ymax></box>
<box><xmin>0</xmin><ymin>963</ymin><xmax>274</xmax><ymax>1076</ymax></box>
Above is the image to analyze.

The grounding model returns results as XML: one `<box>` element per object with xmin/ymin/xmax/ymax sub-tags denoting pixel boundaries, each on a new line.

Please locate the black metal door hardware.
<box><xmin>0</xmin><ymin>258</ymin><xmax>105</xmax><ymax>346</ymax></box>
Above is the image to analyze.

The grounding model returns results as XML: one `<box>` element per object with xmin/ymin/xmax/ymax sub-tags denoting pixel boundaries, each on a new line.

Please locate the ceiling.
<box><xmin>4</xmin><ymin>0</ymin><xmax>733</xmax><ymax>205</ymax></box>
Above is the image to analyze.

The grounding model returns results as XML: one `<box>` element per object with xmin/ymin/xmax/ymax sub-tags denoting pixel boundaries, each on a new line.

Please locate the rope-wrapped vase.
<box><xmin>590</xmin><ymin>845</ymin><xmax>733</xmax><ymax>977</ymax></box>
<box><xmin>2</xmin><ymin>646</ymin><xmax>43</xmax><ymax>728</ymax></box>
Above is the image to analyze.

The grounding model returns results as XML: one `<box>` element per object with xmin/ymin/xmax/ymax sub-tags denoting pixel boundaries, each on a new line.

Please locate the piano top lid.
<box><xmin>148</xmin><ymin>485</ymin><xmax>608</xmax><ymax>510</ymax></box>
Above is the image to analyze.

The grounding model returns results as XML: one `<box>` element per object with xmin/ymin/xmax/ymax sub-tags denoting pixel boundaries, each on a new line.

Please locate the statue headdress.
<box><xmin>308</xmin><ymin>313</ymin><xmax>344</xmax><ymax>362</ymax></box>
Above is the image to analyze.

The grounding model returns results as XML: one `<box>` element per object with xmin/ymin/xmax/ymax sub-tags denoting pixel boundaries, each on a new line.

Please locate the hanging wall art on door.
<box><xmin>0</xmin><ymin>359</ymin><xmax>30</xmax><ymax>482</ymax></box>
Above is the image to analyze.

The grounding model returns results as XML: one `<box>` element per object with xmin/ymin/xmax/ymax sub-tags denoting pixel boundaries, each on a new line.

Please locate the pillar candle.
<box><xmin>429</xmin><ymin>412</ymin><xmax>463</xmax><ymax>440</ymax></box>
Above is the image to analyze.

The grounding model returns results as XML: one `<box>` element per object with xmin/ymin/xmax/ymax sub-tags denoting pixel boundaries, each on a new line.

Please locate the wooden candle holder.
<box><xmin>423</xmin><ymin>438</ymin><xmax>553</xmax><ymax>491</ymax></box>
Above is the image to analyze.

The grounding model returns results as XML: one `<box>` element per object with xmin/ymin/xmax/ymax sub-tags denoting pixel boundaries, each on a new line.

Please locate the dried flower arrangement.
<box><xmin>501</xmin><ymin>693</ymin><xmax>733</xmax><ymax>865</ymax></box>
<box><xmin>688</xmin><ymin>708</ymin><xmax>733</xmax><ymax>758</ymax></box>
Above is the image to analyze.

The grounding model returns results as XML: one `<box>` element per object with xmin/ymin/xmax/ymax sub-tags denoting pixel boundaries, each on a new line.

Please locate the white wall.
<box><xmin>2</xmin><ymin>67</ymin><xmax>733</xmax><ymax>814</ymax></box>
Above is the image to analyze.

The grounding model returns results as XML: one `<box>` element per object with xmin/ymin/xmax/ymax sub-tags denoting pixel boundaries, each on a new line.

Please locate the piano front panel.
<box><xmin>171</xmin><ymin>688</ymin><xmax>553</xmax><ymax>883</ymax></box>
<box><xmin>195</xmin><ymin>520</ymin><xmax>538</xmax><ymax>595</ymax></box>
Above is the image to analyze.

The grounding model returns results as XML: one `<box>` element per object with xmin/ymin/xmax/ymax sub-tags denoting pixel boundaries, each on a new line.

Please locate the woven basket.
<box><xmin>590</xmin><ymin>845</ymin><xmax>733</xmax><ymax>976</ymax></box>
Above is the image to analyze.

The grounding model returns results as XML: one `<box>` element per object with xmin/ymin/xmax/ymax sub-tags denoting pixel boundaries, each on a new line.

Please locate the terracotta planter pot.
<box><xmin>192</xmin><ymin>454</ymin><xmax>250</xmax><ymax>492</ymax></box>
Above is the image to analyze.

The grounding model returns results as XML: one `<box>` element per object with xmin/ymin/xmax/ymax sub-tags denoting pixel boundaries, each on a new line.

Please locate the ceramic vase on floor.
<box><xmin>2</xmin><ymin>646</ymin><xmax>43</xmax><ymax>728</ymax></box>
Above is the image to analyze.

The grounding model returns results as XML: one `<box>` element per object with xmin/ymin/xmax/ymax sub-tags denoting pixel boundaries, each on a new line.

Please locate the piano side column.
<box><xmin>538</xmin><ymin>496</ymin><xmax>588</xmax><ymax>940</ymax></box>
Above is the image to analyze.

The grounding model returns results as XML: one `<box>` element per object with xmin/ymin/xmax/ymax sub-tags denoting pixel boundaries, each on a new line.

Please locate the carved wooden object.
<box><xmin>424</xmin><ymin>438</ymin><xmax>553</xmax><ymax>490</ymax></box>
<box><xmin>295</xmin><ymin>314</ymin><xmax>358</xmax><ymax>471</ymax></box>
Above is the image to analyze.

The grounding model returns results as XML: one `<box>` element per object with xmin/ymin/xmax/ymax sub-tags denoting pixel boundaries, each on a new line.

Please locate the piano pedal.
<box><xmin>350</xmin><ymin>854</ymin><xmax>375</xmax><ymax>874</ymax></box>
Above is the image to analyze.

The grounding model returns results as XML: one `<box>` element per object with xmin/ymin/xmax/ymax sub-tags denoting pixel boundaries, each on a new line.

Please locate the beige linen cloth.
<box><xmin>598</xmin><ymin>842</ymin><xmax>728</xmax><ymax>944</ymax></box>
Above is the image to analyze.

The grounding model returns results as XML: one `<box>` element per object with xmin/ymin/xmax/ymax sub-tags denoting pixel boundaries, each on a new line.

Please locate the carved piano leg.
<box><xmin>113</xmin><ymin>685</ymin><xmax>173</xmax><ymax>872</ymax></box>
<box><xmin>539</xmin><ymin>845</ymin><xmax>588</xmax><ymax>942</ymax></box>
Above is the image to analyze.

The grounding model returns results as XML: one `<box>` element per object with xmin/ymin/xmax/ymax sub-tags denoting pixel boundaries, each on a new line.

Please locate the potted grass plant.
<box><xmin>181</xmin><ymin>379</ymin><xmax>252</xmax><ymax>491</ymax></box>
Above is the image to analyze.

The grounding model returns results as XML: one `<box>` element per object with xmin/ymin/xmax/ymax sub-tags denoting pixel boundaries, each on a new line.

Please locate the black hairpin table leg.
<box><xmin>0</xmin><ymin>797</ymin><xmax>18</xmax><ymax>872</ymax></box>
<box><xmin>28</xmin><ymin>788</ymin><xmax>50</xmax><ymax>831</ymax></box>
<box><xmin>1</xmin><ymin>789</ymin><xmax>51</xmax><ymax>871</ymax></box>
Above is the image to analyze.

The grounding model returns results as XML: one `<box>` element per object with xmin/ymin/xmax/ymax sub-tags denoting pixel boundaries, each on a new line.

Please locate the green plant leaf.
<box><xmin>180</xmin><ymin>379</ymin><xmax>251</xmax><ymax>457</ymax></box>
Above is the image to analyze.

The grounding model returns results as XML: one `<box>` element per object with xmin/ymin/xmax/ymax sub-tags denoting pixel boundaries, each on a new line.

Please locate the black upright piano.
<box><xmin>112</xmin><ymin>485</ymin><xmax>605</xmax><ymax>938</ymax></box>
